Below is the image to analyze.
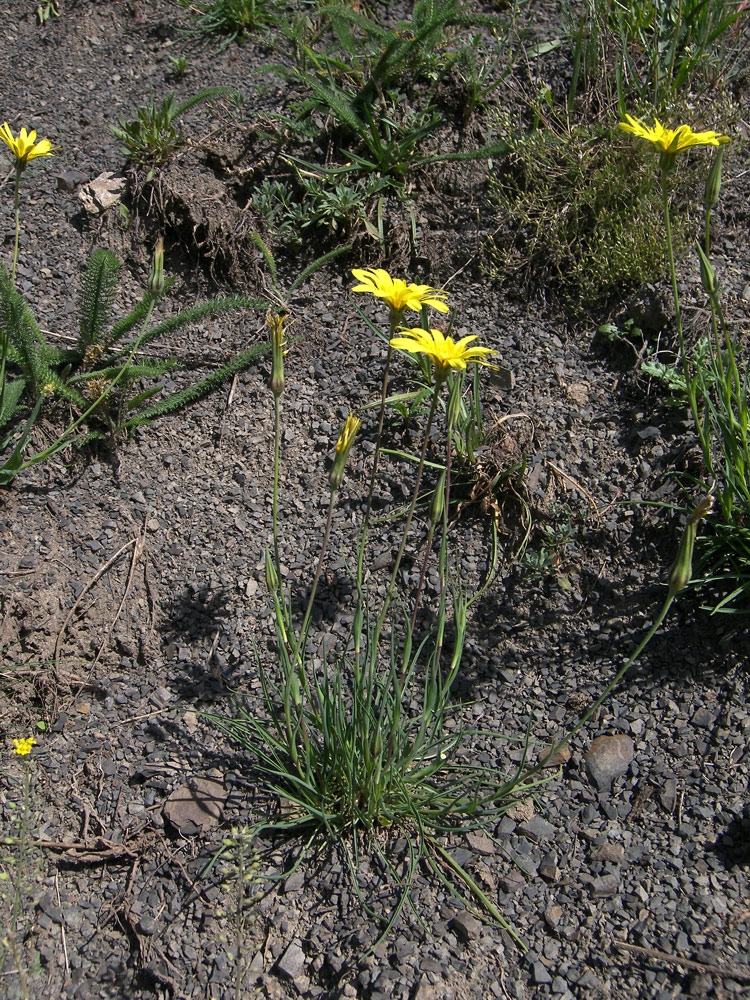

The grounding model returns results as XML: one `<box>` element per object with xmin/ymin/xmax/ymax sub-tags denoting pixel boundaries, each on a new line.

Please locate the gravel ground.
<box><xmin>1</xmin><ymin>2</ymin><xmax>749</xmax><ymax>999</ymax></box>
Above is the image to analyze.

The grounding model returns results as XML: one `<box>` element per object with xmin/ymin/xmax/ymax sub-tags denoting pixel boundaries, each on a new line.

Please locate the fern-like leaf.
<box><xmin>78</xmin><ymin>249</ymin><xmax>120</xmax><ymax>351</ymax></box>
<box><xmin>125</xmin><ymin>341</ymin><xmax>270</xmax><ymax>427</ymax></box>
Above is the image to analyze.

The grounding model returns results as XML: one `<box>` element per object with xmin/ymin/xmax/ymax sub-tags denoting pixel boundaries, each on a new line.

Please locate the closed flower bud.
<box><xmin>329</xmin><ymin>414</ymin><xmax>361</xmax><ymax>490</ymax></box>
<box><xmin>264</xmin><ymin>548</ymin><xmax>280</xmax><ymax>592</ymax></box>
<box><xmin>704</xmin><ymin>146</ymin><xmax>725</xmax><ymax>211</ymax></box>
<box><xmin>697</xmin><ymin>243</ymin><xmax>717</xmax><ymax>296</ymax></box>
<box><xmin>667</xmin><ymin>489</ymin><xmax>714</xmax><ymax>597</ymax></box>
<box><xmin>148</xmin><ymin>238</ymin><xmax>165</xmax><ymax>298</ymax></box>
<box><xmin>447</xmin><ymin>373</ymin><xmax>462</xmax><ymax>430</ymax></box>
<box><xmin>268</xmin><ymin>313</ymin><xmax>288</xmax><ymax>396</ymax></box>
<box><xmin>430</xmin><ymin>470</ymin><xmax>446</xmax><ymax>524</ymax></box>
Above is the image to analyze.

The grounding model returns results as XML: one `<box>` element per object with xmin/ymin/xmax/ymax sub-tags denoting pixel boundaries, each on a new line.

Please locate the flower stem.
<box><xmin>11</xmin><ymin>165</ymin><xmax>21</xmax><ymax>285</ymax></box>
<box><xmin>375</xmin><ymin>384</ymin><xmax>440</xmax><ymax>642</ymax></box>
<box><xmin>272</xmin><ymin>391</ymin><xmax>282</xmax><ymax>576</ymax></box>
<box><xmin>298</xmin><ymin>486</ymin><xmax>338</xmax><ymax>653</ymax></box>
<box><xmin>512</xmin><ymin>593</ymin><xmax>675</xmax><ymax>793</ymax></box>
<box><xmin>661</xmin><ymin>170</ymin><xmax>703</xmax><ymax>447</ymax></box>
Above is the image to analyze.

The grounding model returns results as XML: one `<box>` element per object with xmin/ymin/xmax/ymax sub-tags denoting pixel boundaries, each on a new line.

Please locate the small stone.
<box><xmin>544</xmin><ymin>904</ymin><xmax>563</xmax><ymax>929</ymax></box>
<box><xmin>692</xmin><ymin>708</ymin><xmax>714</xmax><ymax>729</ymax></box>
<box><xmin>551</xmin><ymin>976</ymin><xmax>569</xmax><ymax>994</ymax></box>
<box><xmin>499</xmin><ymin>870</ymin><xmax>526</xmax><ymax>893</ymax></box>
<box><xmin>466</xmin><ymin>831</ymin><xmax>495</xmax><ymax>855</ymax></box>
<box><xmin>451</xmin><ymin>910</ymin><xmax>483</xmax><ymax>942</ymax></box>
<box><xmin>577</xmin><ymin>969</ymin><xmax>600</xmax><ymax>988</ymax></box>
<box><xmin>539</xmin><ymin>853</ymin><xmax>559</xmax><ymax>881</ymax></box>
<box><xmin>57</xmin><ymin>168</ymin><xmax>87</xmax><ymax>192</ymax></box>
<box><xmin>506</xmin><ymin>798</ymin><xmax>534</xmax><ymax>822</ymax></box>
<box><xmin>584</xmin><ymin>735</ymin><xmax>634</xmax><ymax>791</ymax></box>
<box><xmin>283</xmin><ymin>871</ymin><xmax>305</xmax><ymax>893</ymax></box>
<box><xmin>592</xmin><ymin>843</ymin><xmax>625</xmax><ymax>864</ymax></box>
<box><xmin>532</xmin><ymin>961</ymin><xmax>553</xmax><ymax>985</ymax></box>
<box><xmin>276</xmin><ymin>941</ymin><xmax>305</xmax><ymax>980</ymax></box>
<box><xmin>163</xmin><ymin>776</ymin><xmax>227</xmax><ymax>833</ymax></box>
<box><xmin>138</xmin><ymin>915</ymin><xmax>157</xmax><ymax>936</ymax></box>
<box><xmin>590</xmin><ymin>874</ymin><xmax>620</xmax><ymax>897</ymax></box>
<box><xmin>660</xmin><ymin>777</ymin><xmax>677</xmax><ymax>812</ymax></box>
<box><xmin>518</xmin><ymin>815</ymin><xmax>555</xmax><ymax>842</ymax></box>
<box><xmin>688</xmin><ymin>972</ymin><xmax>714</xmax><ymax>996</ymax></box>
<box><xmin>537</xmin><ymin>744</ymin><xmax>571</xmax><ymax>768</ymax></box>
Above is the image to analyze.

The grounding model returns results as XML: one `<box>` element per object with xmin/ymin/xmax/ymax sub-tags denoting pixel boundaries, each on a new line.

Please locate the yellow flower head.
<box><xmin>618</xmin><ymin>115</ymin><xmax>729</xmax><ymax>161</ymax></box>
<box><xmin>13</xmin><ymin>737</ymin><xmax>37</xmax><ymax>756</ymax></box>
<box><xmin>351</xmin><ymin>268</ymin><xmax>449</xmax><ymax>319</ymax></box>
<box><xmin>0</xmin><ymin>123</ymin><xmax>54</xmax><ymax>167</ymax></box>
<box><xmin>330</xmin><ymin>413</ymin><xmax>361</xmax><ymax>489</ymax></box>
<box><xmin>390</xmin><ymin>327</ymin><xmax>498</xmax><ymax>382</ymax></box>
<box><xmin>335</xmin><ymin>413</ymin><xmax>361</xmax><ymax>454</ymax></box>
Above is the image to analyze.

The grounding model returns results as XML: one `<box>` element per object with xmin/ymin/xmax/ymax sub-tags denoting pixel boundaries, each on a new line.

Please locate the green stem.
<box><xmin>661</xmin><ymin>169</ymin><xmax>703</xmax><ymax>443</ymax></box>
<box><xmin>374</xmin><ymin>384</ymin><xmax>441</xmax><ymax>644</ymax></box>
<box><xmin>514</xmin><ymin>593</ymin><xmax>675</xmax><ymax>791</ymax></box>
<box><xmin>273</xmin><ymin>391</ymin><xmax>281</xmax><ymax>576</ymax></box>
<box><xmin>355</xmin><ymin>312</ymin><xmax>400</xmax><ymax>608</ymax></box>
<box><xmin>298</xmin><ymin>487</ymin><xmax>337</xmax><ymax>653</ymax></box>
<box><xmin>0</xmin><ymin>167</ymin><xmax>22</xmax><ymax>423</ymax></box>
<box><xmin>11</xmin><ymin>165</ymin><xmax>21</xmax><ymax>285</ymax></box>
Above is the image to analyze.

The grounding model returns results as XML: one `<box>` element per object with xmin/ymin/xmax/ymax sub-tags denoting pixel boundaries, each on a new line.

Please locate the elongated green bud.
<box><xmin>264</xmin><ymin>547</ymin><xmax>279</xmax><ymax>592</ymax></box>
<box><xmin>430</xmin><ymin>470</ymin><xmax>446</xmax><ymax>524</ymax></box>
<box><xmin>668</xmin><ymin>490</ymin><xmax>714</xmax><ymax>597</ymax></box>
<box><xmin>447</xmin><ymin>372</ymin><xmax>463</xmax><ymax>431</ymax></box>
<box><xmin>148</xmin><ymin>237</ymin><xmax>165</xmax><ymax>298</ymax></box>
<box><xmin>704</xmin><ymin>146</ymin><xmax>725</xmax><ymax>211</ymax></box>
<box><xmin>268</xmin><ymin>313</ymin><xmax>288</xmax><ymax>396</ymax></box>
<box><xmin>697</xmin><ymin>243</ymin><xmax>717</xmax><ymax>296</ymax></box>
<box><xmin>329</xmin><ymin>413</ymin><xmax>361</xmax><ymax>490</ymax></box>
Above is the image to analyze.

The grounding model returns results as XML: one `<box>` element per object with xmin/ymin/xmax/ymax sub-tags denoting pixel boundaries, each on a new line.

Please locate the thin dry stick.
<box><xmin>54</xmin><ymin>537</ymin><xmax>138</xmax><ymax>672</ymax></box>
<box><xmin>110</xmin><ymin>708</ymin><xmax>167</xmax><ymax>729</ymax></box>
<box><xmin>218</xmin><ymin>373</ymin><xmax>239</xmax><ymax>448</ymax></box>
<box><xmin>548</xmin><ymin>461</ymin><xmax>602</xmax><ymax>524</ymax></box>
<box><xmin>91</xmin><ymin>525</ymin><xmax>146</xmax><ymax>669</ymax></box>
<box><xmin>613</xmin><ymin>940</ymin><xmax>750</xmax><ymax>982</ymax></box>
<box><xmin>55</xmin><ymin>872</ymin><xmax>70</xmax><ymax>976</ymax></box>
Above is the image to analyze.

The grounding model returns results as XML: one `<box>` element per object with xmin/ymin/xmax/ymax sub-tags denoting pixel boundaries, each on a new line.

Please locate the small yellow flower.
<box><xmin>330</xmin><ymin>413</ymin><xmax>361</xmax><ymax>489</ymax></box>
<box><xmin>0</xmin><ymin>123</ymin><xmax>54</xmax><ymax>167</ymax></box>
<box><xmin>13</xmin><ymin>737</ymin><xmax>37</xmax><ymax>756</ymax></box>
<box><xmin>267</xmin><ymin>312</ymin><xmax>291</xmax><ymax>396</ymax></box>
<box><xmin>351</xmin><ymin>268</ymin><xmax>449</xmax><ymax>318</ymax></box>
<box><xmin>618</xmin><ymin>115</ymin><xmax>729</xmax><ymax>160</ymax></box>
<box><xmin>41</xmin><ymin>382</ymin><xmax>56</xmax><ymax>396</ymax></box>
<box><xmin>390</xmin><ymin>327</ymin><xmax>498</xmax><ymax>382</ymax></box>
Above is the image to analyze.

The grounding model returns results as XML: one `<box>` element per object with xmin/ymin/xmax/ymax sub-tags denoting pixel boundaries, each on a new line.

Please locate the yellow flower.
<box><xmin>618</xmin><ymin>115</ymin><xmax>729</xmax><ymax>156</ymax></box>
<box><xmin>390</xmin><ymin>327</ymin><xmax>498</xmax><ymax>382</ymax></box>
<box><xmin>12</xmin><ymin>737</ymin><xmax>37</xmax><ymax>756</ymax></box>
<box><xmin>351</xmin><ymin>268</ymin><xmax>449</xmax><ymax>318</ymax></box>
<box><xmin>0</xmin><ymin>123</ymin><xmax>54</xmax><ymax>167</ymax></box>
<box><xmin>330</xmin><ymin>413</ymin><xmax>361</xmax><ymax>489</ymax></box>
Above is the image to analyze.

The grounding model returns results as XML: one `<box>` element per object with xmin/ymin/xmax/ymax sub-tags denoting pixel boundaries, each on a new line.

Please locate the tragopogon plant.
<box><xmin>620</xmin><ymin>113</ymin><xmax>749</xmax><ymax>609</ymax></box>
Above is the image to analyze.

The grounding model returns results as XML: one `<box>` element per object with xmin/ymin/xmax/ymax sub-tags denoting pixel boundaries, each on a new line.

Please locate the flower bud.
<box><xmin>447</xmin><ymin>373</ymin><xmax>462</xmax><ymax>430</ymax></box>
<box><xmin>329</xmin><ymin>413</ymin><xmax>361</xmax><ymax>490</ymax></box>
<box><xmin>429</xmin><ymin>470</ymin><xmax>446</xmax><ymax>524</ymax></box>
<box><xmin>264</xmin><ymin>548</ymin><xmax>280</xmax><ymax>593</ymax></box>
<box><xmin>268</xmin><ymin>313</ymin><xmax>288</xmax><ymax>396</ymax></box>
<box><xmin>148</xmin><ymin>238</ymin><xmax>165</xmax><ymax>298</ymax></box>
<box><xmin>667</xmin><ymin>489</ymin><xmax>714</xmax><ymax>597</ymax></box>
<box><xmin>704</xmin><ymin>146</ymin><xmax>725</xmax><ymax>211</ymax></box>
<box><xmin>697</xmin><ymin>243</ymin><xmax>717</xmax><ymax>296</ymax></box>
